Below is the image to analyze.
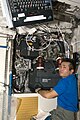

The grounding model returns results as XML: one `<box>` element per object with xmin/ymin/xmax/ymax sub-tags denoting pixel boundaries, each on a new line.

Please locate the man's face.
<box><xmin>59</xmin><ymin>62</ymin><xmax>73</xmax><ymax>78</ymax></box>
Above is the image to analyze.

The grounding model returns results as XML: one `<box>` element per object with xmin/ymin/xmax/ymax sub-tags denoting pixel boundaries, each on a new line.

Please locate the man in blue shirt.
<box><xmin>36</xmin><ymin>58</ymin><xmax>79</xmax><ymax>120</ymax></box>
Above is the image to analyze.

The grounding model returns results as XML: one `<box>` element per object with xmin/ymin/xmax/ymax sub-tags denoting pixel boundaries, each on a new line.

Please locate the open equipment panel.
<box><xmin>12</xmin><ymin>26</ymin><xmax>69</xmax><ymax>93</ymax></box>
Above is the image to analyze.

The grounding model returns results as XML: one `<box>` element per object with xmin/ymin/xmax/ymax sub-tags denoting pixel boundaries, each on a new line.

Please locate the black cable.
<box><xmin>0</xmin><ymin>82</ymin><xmax>9</xmax><ymax>87</ymax></box>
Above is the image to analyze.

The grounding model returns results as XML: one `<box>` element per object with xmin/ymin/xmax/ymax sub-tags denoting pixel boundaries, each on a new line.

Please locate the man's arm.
<box><xmin>38</xmin><ymin>89</ymin><xmax>58</xmax><ymax>99</ymax></box>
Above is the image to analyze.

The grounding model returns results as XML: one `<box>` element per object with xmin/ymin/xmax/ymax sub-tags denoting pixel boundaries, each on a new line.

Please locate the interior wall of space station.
<box><xmin>0</xmin><ymin>37</ymin><xmax>7</xmax><ymax>91</ymax></box>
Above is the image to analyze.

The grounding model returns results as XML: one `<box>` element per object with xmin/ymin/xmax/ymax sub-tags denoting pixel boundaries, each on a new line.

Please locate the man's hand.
<box><xmin>35</xmin><ymin>88</ymin><xmax>58</xmax><ymax>99</ymax></box>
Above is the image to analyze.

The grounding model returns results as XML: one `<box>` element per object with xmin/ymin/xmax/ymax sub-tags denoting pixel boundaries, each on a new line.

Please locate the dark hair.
<box><xmin>61</xmin><ymin>58</ymin><xmax>76</xmax><ymax>72</ymax></box>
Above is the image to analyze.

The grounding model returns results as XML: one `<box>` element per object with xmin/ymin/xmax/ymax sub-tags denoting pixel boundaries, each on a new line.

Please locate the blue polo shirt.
<box><xmin>53</xmin><ymin>74</ymin><xmax>78</xmax><ymax>112</ymax></box>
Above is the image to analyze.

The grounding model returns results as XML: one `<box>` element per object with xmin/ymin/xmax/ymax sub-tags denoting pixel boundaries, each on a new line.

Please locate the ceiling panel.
<box><xmin>58</xmin><ymin>0</ymin><xmax>80</xmax><ymax>7</ymax></box>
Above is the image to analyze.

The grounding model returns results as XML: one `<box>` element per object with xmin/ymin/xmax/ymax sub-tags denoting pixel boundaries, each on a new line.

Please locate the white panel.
<box><xmin>38</xmin><ymin>94</ymin><xmax>57</xmax><ymax>112</ymax></box>
<box><xmin>0</xmin><ymin>37</ymin><xmax>7</xmax><ymax>84</ymax></box>
<box><xmin>1</xmin><ymin>0</ymin><xmax>13</xmax><ymax>28</ymax></box>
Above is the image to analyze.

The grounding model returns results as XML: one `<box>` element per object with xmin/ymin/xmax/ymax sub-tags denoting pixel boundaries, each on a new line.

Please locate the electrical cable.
<box><xmin>71</xmin><ymin>41</ymin><xmax>80</xmax><ymax>45</ymax></box>
<box><xmin>25</xmin><ymin>28</ymin><xmax>53</xmax><ymax>51</ymax></box>
<box><xmin>0</xmin><ymin>82</ymin><xmax>9</xmax><ymax>87</ymax></box>
<box><xmin>55</xmin><ymin>25</ymin><xmax>70</xmax><ymax>57</ymax></box>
